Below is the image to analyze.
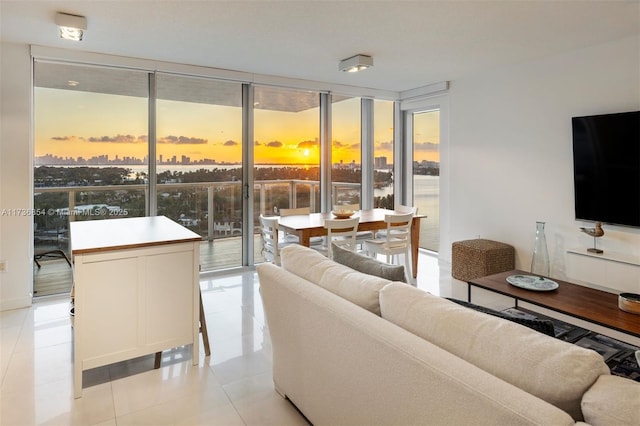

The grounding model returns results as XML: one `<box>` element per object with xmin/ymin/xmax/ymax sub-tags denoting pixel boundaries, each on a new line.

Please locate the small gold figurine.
<box><xmin>580</xmin><ymin>222</ymin><xmax>604</xmax><ymax>253</ymax></box>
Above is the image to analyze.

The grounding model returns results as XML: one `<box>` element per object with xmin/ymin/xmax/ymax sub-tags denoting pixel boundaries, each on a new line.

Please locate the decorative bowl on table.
<box><xmin>331</xmin><ymin>209</ymin><xmax>355</xmax><ymax>219</ymax></box>
<box><xmin>619</xmin><ymin>293</ymin><xmax>640</xmax><ymax>314</ymax></box>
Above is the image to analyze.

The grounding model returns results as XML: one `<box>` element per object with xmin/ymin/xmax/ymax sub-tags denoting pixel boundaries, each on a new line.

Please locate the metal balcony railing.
<box><xmin>34</xmin><ymin>179</ymin><xmax>362</xmax><ymax>242</ymax></box>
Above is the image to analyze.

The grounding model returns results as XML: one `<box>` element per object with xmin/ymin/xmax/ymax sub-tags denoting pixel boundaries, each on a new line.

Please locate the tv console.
<box><xmin>467</xmin><ymin>270</ymin><xmax>640</xmax><ymax>340</ymax></box>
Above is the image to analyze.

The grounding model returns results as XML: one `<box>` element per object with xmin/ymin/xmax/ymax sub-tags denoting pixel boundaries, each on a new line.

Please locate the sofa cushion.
<box><xmin>280</xmin><ymin>244</ymin><xmax>392</xmax><ymax>315</ymax></box>
<box><xmin>446</xmin><ymin>298</ymin><xmax>556</xmax><ymax>336</ymax></box>
<box><xmin>332</xmin><ymin>243</ymin><xmax>407</xmax><ymax>283</ymax></box>
<box><xmin>379</xmin><ymin>283</ymin><xmax>610</xmax><ymax>420</ymax></box>
<box><xmin>581</xmin><ymin>374</ymin><xmax>640</xmax><ymax>426</ymax></box>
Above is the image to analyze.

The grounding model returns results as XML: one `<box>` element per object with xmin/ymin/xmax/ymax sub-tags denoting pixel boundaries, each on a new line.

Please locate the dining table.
<box><xmin>277</xmin><ymin>208</ymin><xmax>426</xmax><ymax>279</ymax></box>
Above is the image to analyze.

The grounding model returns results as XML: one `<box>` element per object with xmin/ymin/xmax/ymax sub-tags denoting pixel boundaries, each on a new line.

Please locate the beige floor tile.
<box><xmin>111</xmin><ymin>361</ymin><xmax>228</xmax><ymax>417</ymax></box>
<box><xmin>0</xmin><ymin>306</ymin><xmax>28</xmax><ymax>329</ymax></box>
<box><xmin>223</xmin><ymin>372</ymin><xmax>310</xmax><ymax>426</ymax></box>
<box><xmin>0</xmin><ymin>325</ymin><xmax>21</xmax><ymax>381</ymax></box>
<box><xmin>1</xmin><ymin>342</ymin><xmax>73</xmax><ymax>396</ymax></box>
<box><xmin>0</xmin><ymin>378</ymin><xmax>114</xmax><ymax>426</ymax></box>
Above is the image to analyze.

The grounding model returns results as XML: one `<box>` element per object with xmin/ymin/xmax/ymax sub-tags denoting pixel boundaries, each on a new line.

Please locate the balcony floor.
<box><xmin>34</xmin><ymin>235</ymin><xmax>266</xmax><ymax>298</ymax></box>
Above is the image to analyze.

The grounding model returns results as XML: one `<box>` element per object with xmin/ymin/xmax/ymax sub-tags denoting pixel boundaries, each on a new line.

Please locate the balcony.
<box><xmin>33</xmin><ymin>179</ymin><xmax>367</xmax><ymax>297</ymax></box>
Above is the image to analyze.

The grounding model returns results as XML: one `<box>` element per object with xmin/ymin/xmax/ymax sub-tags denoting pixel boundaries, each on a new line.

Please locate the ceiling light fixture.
<box><xmin>339</xmin><ymin>54</ymin><xmax>373</xmax><ymax>73</ymax></box>
<box><xmin>55</xmin><ymin>12</ymin><xmax>87</xmax><ymax>41</ymax></box>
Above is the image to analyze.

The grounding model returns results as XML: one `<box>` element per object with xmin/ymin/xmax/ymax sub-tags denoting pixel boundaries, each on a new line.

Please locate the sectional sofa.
<box><xmin>257</xmin><ymin>244</ymin><xmax>640</xmax><ymax>425</ymax></box>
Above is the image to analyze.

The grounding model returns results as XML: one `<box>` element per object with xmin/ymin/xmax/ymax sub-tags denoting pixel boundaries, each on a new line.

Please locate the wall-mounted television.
<box><xmin>572</xmin><ymin>111</ymin><xmax>640</xmax><ymax>228</ymax></box>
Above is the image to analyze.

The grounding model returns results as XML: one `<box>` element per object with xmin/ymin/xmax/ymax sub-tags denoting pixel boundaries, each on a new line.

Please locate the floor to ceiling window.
<box><xmin>331</xmin><ymin>96</ymin><xmax>361</xmax><ymax>208</ymax></box>
<box><xmin>373</xmin><ymin>99</ymin><xmax>395</xmax><ymax>209</ymax></box>
<box><xmin>413</xmin><ymin>109</ymin><xmax>440</xmax><ymax>252</ymax></box>
<box><xmin>156</xmin><ymin>74</ymin><xmax>243</xmax><ymax>271</ymax></box>
<box><xmin>32</xmin><ymin>56</ymin><xmax>409</xmax><ymax>294</ymax></box>
<box><xmin>253</xmin><ymin>86</ymin><xmax>321</xmax><ymax>215</ymax></box>
<box><xmin>33</xmin><ymin>61</ymin><xmax>149</xmax><ymax>296</ymax></box>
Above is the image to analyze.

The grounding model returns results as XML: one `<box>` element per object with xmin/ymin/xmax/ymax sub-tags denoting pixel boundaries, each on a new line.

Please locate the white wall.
<box><xmin>444</xmin><ymin>35</ymin><xmax>640</xmax><ymax>293</ymax></box>
<box><xmin>1</xmin><ymin>42</ymin><xmax>33</xmax><ymax>310</ymax></box>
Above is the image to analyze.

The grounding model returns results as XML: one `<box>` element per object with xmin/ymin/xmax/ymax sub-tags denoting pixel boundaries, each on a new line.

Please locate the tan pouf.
<box><xmin>452</xmin><ymin>239</ymin><xmax>515</xmax><ymax>281</ymax></box>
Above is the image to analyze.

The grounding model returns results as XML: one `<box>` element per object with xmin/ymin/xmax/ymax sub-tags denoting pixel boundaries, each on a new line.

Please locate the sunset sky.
<box><xmin>35</xmin><ymin>88</ymin><xmax>439</xmax><ymax>165</ymax></box>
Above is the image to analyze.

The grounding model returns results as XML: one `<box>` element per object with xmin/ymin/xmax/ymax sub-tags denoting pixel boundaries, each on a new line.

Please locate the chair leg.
<box><xmin>199</xmin><ymin>289</ymin><xmax>211</xmax><ymax>357</ymax></box>
<box><xmin>404</xmin><ymin>251</ymin><xmax>415</xmax><ymax>286</ymax></box>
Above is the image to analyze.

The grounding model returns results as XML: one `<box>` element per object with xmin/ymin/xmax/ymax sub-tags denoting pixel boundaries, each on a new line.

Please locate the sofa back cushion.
<box><xmin>379</xmin><ymin>283</ymin><xmax>610</xmax><ymax>420</ymax></box>
<box><xmin>332</xmin><ymin>243</ymin><xmax>407</xmax><ymax>282</ymax></box>
<box><xmin>280</xmin><ymin>244</ymin><xmax>392</xmax><ymax>315</ymax></box>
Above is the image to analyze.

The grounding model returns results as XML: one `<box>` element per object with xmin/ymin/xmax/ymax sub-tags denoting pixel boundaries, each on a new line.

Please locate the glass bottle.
<box><xmin>531</xmin><ymin>221</ymin><xmax>550</xmax><ymax>277</ymax></box>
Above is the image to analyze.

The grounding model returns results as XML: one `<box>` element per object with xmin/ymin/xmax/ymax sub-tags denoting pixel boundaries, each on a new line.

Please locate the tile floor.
<box><xmin>1</xmin><ymin>251</ymin><xmax>444</xmax><ymax>425</ymax></box>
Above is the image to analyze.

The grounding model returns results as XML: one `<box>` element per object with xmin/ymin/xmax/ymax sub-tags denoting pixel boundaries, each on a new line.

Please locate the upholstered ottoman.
<box><xmin>452</xmin><ymin>239</ymin><xmax>515</xmax><ymax>281</ymax></box>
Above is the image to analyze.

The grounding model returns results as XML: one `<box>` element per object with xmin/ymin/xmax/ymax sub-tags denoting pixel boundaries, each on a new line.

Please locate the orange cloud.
<box><xmin>159</xmin><ymin>135</ymin><xmax>207</xmax><ymax>144</ymax></box>
<box><xmin>88</xmin><ymin>134</ymin><xmax>146</xmax><ymax>143</ymax></box>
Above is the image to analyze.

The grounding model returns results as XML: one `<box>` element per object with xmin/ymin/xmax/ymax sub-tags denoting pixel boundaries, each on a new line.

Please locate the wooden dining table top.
<box><xmin>276</xmin><ymin>208</ymin><xmax>426</xmax><ymax>280</ymax></box>
<box><xmin>277</xmin><ymin>208</ymin><xmax>425</xmax><ymax>231</ymax></box>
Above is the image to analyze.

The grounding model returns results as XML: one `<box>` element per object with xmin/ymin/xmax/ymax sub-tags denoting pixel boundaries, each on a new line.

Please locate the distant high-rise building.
<box><xmin>375</xmin><ymin>156</ymin><xmax>388</xmax><ymax>168</ymax></box>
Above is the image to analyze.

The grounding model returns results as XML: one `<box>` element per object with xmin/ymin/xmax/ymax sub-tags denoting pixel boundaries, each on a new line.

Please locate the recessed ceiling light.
<box><xmin>339</xmin><ymin>54</ymin><xmax>373</xmax><ymax>73</ymax></box>
<box><xmin>55</xmin><ymin>12</ymin><xmax>87</xmax><ymax>41</ymax></box>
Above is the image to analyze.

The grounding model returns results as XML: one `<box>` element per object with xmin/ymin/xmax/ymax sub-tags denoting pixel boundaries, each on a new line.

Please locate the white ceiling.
<box><xmin>1</xmin><ymin>0</ymin><xmax>639</xmax><ymax>93</ymax></box>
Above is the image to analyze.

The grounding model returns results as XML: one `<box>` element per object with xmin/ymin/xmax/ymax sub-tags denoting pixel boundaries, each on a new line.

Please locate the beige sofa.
<box><xmin>257</xmin><ymin>245</ymin><xmax>640</xmax><ymax>426</ymax></box>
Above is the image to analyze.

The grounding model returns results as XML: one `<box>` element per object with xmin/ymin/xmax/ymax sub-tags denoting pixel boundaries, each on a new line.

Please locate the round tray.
<box><xmin>506</xmin><ymin>274</ymin><xmax>559</xmax><ymax>291</ymax></box>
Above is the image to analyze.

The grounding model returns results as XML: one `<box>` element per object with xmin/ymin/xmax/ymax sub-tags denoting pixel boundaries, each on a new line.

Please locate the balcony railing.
<box><xmin>34</xmin><ymin>179</ymin><xmax>362</xmax><ymax>244</ymax></box>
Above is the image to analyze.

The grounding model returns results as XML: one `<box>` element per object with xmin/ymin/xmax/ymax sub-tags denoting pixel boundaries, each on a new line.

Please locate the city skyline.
<box><xmin>34</xmin><ymin>152</ymin><xmax>440</xmax><ymax>169</ymax></box>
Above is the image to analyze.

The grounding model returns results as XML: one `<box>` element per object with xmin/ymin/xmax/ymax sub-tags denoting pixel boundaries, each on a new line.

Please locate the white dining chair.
<box><xmin>365</xmin><ymin>212</ymin><xmax>414</xmax><ymax>284</ymax></box>
<box><xmin>334</xmin><ymin>203</ymin><xmax>373</xmax><ymax>247</ymax></box>
<box><xmin>374</xmin><ymin>205</ymin><xmax>417</xmax><ymax>240</ymax></box>
<box><xmin>279</xmin><ymin>206</ymin><xmax>323</xmax><ymax>246</ymax></box>
<box><xmin>313</xmin><ymin>216</ymin><xmax>360</xmax><ymax>259</ymax></box>
<box><xmin>259</xmin><ymin>214</ymin><xmax>295</xmax><ymax>265</ymax></box>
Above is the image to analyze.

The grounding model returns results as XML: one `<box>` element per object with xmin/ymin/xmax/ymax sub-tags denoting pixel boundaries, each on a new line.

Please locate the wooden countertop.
<box><xmin>70</xmin><ymin>216</ymin><xmax>201</xmax><ymax>254</ymax></box>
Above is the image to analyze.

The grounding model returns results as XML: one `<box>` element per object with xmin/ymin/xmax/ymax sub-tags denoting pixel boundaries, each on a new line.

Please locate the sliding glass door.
<box><xmin>331</xmin><ymin>96</ymin><xmax>361</xmax><ymax>208</ymax></box>
<box><xmin>412</xmin><ymin>109</ymin><xmax>440</xmax><ymax>252</ymax></box>
<box><xmin>156</xmin><ymin>74</ymin><xmax>243</xmax><ymax>271</ymax></box>
<box><xmin>253</xmin><ymin>86</ymin><xmax>321</xmax><ymax>216</ymax></box>
<box><xmin>33</xmin><ymin>61</ymin><xmax>149</xmax><ymax>296</ymax></box>
<box><xmin>373</xmin><ymin>100</ymin><xmax>395</xmax><ymax>209</ymax></box>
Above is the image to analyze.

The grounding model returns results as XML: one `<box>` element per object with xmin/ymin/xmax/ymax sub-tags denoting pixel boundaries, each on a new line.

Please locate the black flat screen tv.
<box><xmin>572</xmin><ymin>111</ymin><xmax>640</xmax><ymax>228</ymax></box>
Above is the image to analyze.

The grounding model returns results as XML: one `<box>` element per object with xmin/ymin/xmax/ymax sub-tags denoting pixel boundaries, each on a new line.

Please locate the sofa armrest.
<box><xmin>581</xmin><ymin>375</ymin><xmax>640</xmax><ymax>426</ymax></box>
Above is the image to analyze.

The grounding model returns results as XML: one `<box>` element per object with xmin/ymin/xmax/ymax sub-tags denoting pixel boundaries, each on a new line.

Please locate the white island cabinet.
<box><xmin>70</xmin><ymin>216</ymin><xmax>201</xmax><ymax>398</ymax></box>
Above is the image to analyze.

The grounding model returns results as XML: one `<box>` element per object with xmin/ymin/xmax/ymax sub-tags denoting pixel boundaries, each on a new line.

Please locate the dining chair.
<box><xmin>365</xmin><ymin>211</ymin><xmax>414</xmax><ymax>284</ymax></box>
<box><xmin>259</xmin><ymin>214</ymin><xmax>294</xmax><ymax>265</ymax></box>
<box><xmin>314</xmin><ymin>216</ymin><xmax>360</xmax><ymax>259</ymax></box>
<box><xmin>334</xmin><ymin>203</ymin><xmax>373</xmax><ymax>247</ymax></box>
<box><xmin>279</xmin><ymin>206</ymin><xmax>323</xmax><ymax>246</ymax></box>
<box><xmin>279</xmin><ymin>207</ymin><xmax>311</xmax><ymax>216</ymax></box>
<box><xmin>375</xmin><ymin>205</ymin><xmax>417</xmax><ymax>240</ymax></box>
